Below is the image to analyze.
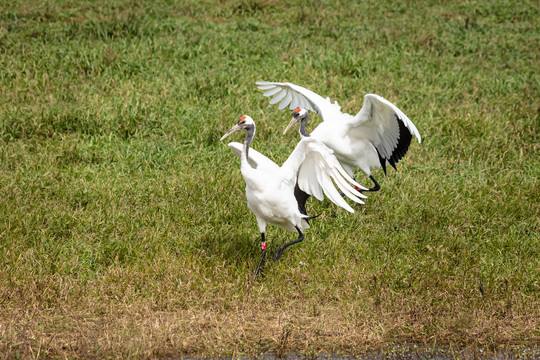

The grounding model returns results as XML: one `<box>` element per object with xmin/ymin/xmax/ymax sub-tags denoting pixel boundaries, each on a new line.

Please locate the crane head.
<box><xmin>220</xmin><ymin>115</ymin><xmax>255</xmax><ymax>141</ymax></box>
<box><xmin>283</xmin><ymin>108</ymin><xmax>308</xmax><ymax>135</ymax></box>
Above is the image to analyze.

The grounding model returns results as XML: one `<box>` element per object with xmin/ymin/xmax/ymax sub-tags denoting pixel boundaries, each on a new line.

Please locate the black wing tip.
<box><xmin>376</xmin><ymin>148</ymin><xmax>387</xmax><ymax>174</ymax></box>
<box><xmin>294</xmin><ymin>184</ymin><xmax>321</xmax><ymax>225</ymax></box>
<box><xmin>375</xmin><ymin>115</ymin><xmax>414</xmax><ymax>172</ymax></box>
<box><xmin>294</xmin><ymin>183</ymin><xmax>311</xmax><ymax>216</ymax></box>
<box><xmin>388</xmin><ymin>115</ymin><xmax>414</xmax><ymax>170</ymax></box>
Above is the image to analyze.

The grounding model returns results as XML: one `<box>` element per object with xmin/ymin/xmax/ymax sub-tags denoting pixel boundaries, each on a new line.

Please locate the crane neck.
<box><xmin>299</xmin><ymin>117</ymin><xmax>310</xmax><ymax>138</ymax></box>
<box><xmin>242</xmin><ymin>124</ymin><xmax>255</xmax><ymax>166</ymax></box>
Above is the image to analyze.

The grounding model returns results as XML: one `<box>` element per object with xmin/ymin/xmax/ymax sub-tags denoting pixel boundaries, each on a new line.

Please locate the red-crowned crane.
<box><xmin>221</xmin><ymin>115</ymin><xmax>368</xmax><ymax>278</ymax></box>
<box><xmin>256</xmin><ymin>81</ymin><xmax>421</xmax><ymax>192</ymax></box>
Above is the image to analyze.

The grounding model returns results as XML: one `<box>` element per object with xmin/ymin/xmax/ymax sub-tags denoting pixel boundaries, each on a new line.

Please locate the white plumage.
<box><xmin>256</xmin><ymin>81</ymin><xmax>421</xmax><ymax>191</ymax></box>
<box><xmin>221</xmin><ymin>115</ymin><xmax>367</xmax><ymax>278</ymax></box>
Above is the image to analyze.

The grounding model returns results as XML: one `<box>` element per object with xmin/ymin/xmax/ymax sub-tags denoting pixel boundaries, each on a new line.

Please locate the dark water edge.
<box><xmin>180</xmin><ymin>345</ymin><xmax>540</xmax><ymax>360</ymax></box>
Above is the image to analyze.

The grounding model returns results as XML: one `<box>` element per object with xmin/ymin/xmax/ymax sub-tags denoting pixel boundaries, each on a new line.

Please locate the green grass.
<box><xmin>0</xmin><ymin>0</ymin><xmax>538</xmax><ymax>358</ymax></box>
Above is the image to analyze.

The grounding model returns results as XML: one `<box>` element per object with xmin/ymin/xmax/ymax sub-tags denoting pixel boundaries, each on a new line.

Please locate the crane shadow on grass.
<box><xmin>191</xmin><ymin>223</ymin><xmax>301</xmax><ymax>278</ymax></box>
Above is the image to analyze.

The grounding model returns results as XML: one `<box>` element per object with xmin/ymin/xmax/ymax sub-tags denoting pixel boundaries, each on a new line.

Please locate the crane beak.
<box><xmin>283</xmin><ymin>117</ymin><xmax>298</xmax><ymax>135</ymax></box>
<box><xmin>220</xmin><ymin>124</ymin><xmax>241</xmax><ymax>141</ymax></box>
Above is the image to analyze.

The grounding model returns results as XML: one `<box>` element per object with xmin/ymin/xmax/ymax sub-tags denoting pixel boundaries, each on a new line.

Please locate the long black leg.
<box><xmin>341</xmin><ymin>175</ymin><xmax>381</xmax><ymax>198</ymax></box>
<box><xmin>274</xmin><ymin>226</ymin><xmax>304</xmax><ymax>262</ymax></box>
<box><xmin>366</xmin><ymin>175</ymin><xmax>380</xmax><ymax>192</ymax></box>
<box><xmin>354</xmin><ymin>175</ymin><xmax>381</xmax><ymax>193</ymax></box>
<box><xmin>253</xmin><ymin>233</ymin><xmax>267</xmax><ymax>279</ymax></box>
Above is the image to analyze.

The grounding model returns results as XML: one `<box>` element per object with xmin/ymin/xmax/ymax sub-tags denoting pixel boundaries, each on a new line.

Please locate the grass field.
<box><xmin>0</xmin><ymin>0</ymin><xmax>538</xmax><ymax>358</ymax></box>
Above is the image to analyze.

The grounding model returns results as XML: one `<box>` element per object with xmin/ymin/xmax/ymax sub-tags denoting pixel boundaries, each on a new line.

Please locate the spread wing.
<box><xmin>348</xmin><ymin>94</ymin><xmax>421</xmax><ymax>170</ymax></box>
<box><xmin>256</xmin><ymin>81</ymin><xmax>343</xmax><ymax>122</ymax></box>
<box><xmin>227</xmin><ymin>142</ymin><xmax>280</xmax><ymax>172</ymax></box>
<box><xmin>280</xmin><ymin>138</ymin><xmax>368</xmax><ymax>213</ymax></box>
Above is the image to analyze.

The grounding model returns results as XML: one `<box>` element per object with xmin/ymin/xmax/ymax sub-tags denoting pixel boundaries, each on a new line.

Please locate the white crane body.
<box><xmin>257</xmin><ymin>81</ymin><xmax>421</xmax><ymax>190</ymax></box>
<box><xmin>221</xmin><ymin>115</ymin><xmax>368</xmax><ymax>277</ymax></box>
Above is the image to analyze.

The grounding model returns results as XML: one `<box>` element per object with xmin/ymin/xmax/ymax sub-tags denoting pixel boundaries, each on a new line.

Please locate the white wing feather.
<box><xmin>281</xmin><ymin>138</ymin><xmax>367</xmax><ymax>213</ymax></box>
<box><xmin>279</xmin><ymin>91</ymin><xmax>293</xmax><ymax>110</ymax></box>
<box><xmin>350</xmin><ymin>94</ymin><xmax>421</xmax><ymax>159</ymax></box>
<box><xmin>227</xmin><ymin>142</ymin><xmax>280</xmax><ymax>172</ymax></box>
<box><xmin>258</xmin><ymin>83</ymin><xmax>420</xmax><ymax>165</ymax></box>
<box><xmin>256</xmin><ymin>81</ymin><xmax>343</xmax><ymax>121</ymax></box>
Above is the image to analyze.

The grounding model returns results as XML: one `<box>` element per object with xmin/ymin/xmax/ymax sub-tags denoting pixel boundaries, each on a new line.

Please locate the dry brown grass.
<box><xmin>1</xmin><ymin>261</ymin><xmax>538</xmax><ymax>358</ymax></box>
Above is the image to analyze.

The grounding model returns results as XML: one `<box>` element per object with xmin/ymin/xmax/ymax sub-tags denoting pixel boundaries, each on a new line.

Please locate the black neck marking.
<box><xmin>299</xmin><ymin>115</ymin><xmax>310</xmax><ymax>137</ymax></box>
<box><xmin>243</xmin><ymin>124</ymin><xmax>255</xmax><ymax>161</ymax></box>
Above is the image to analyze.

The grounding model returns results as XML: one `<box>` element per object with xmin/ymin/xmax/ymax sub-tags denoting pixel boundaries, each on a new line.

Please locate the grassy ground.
<box><xmin>0</xmin><ymin>0</ymin><xmax>538</xmax><ymax>358</ymax></box>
